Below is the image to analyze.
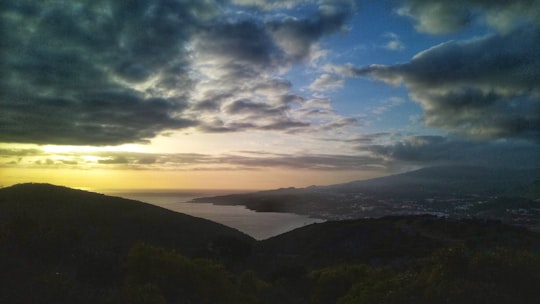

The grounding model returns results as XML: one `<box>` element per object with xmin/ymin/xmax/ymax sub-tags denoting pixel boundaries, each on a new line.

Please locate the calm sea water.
<box><xmin>102</xmin><ymin>189</ymin><xmax>324</xmax><ymax>240</ymax></box>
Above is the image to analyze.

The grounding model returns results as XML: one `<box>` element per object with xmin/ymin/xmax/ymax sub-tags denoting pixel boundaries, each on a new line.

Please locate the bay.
<box><xmin>103</xmin><ymin>189</ymin><xmax>324</xmax><ymax>240</ymax></box>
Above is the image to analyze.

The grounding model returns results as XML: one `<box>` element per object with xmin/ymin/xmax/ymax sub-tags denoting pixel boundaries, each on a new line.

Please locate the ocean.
<box><xmin>102</xmin><ymin>189</ymin><xmax>324</xmax><ymax>240</ymax></box>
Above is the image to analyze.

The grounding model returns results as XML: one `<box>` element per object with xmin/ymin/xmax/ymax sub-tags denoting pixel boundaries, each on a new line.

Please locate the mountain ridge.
<box><xmin>323</xmin><ymin>165</ymin><xmax>540</xmax><ymax>192</ymax></box>
<box><xmin>192</xmin><ymin>165</ymin><xmax>540</xmax><ymax>227</ymax></box>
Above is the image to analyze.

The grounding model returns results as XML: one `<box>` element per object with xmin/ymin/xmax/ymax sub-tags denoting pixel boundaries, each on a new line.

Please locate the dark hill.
<box><xmin>252</xmin><ymin>215</ymin><xmax>540</xmax><ymax>276</ymax></box>
<box><xmin>0</xmin><ymin>183</ymin><xmax>255</xmax><ymax>303</ymax></box>
<box><xmin>2</xmin><ymin>184</ymin><xmax>540</xmax><ymax>303</ymax></box>
<box><xmin>0</xmin><ymin>183</ymin><xmax>254</xmax><ymax>254</ymax></box>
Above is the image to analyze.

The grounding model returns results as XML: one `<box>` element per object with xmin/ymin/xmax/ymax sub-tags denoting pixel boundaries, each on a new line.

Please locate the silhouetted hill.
<box><xmin>2</xmin><ymin>184</ymin><xmax>540</xmax><ymax>303</ymax></box>
<box><xmin>0</xmin><ymin>183</ymin><xmax>253</xmax><ymax>254</ymax></box>
<box><xmin>0</xmin><ymin>183</ymin><xmax>254</xmax><ymax>302</ymax></box>
<box><xmin>247</xmin><ymin>216</ymin><xmax>540</xmax><ymax>303</ymax></box>
<box><xmin>325</xmin><ymin>166</ymin><xmax>540</xmax><ymax>196</ymax></box>
<box><xmin>252</xmin><ymin>215</ymin><xmax>540</xmax><ymax>275</ymax></box>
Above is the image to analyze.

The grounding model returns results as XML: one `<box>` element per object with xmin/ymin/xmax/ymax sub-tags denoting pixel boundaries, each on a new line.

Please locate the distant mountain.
<box><xmin>193</xmin><ymin>166</ymin><xmax>540</xmax><ymax>225</ymax></box>
<box><xmin>323</xmin><ymin>165</ymin><xmax>540</xmax><ymax>196</ymax></box>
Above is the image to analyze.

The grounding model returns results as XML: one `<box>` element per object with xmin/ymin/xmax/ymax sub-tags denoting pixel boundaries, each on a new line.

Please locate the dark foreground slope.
<box><xmin>253</xmin><ymin>215</ymin><xmax>540</xmax><ymax>274</ymax></box>
<box><xmin>2</xmin><ymin>184</ymin><xmax>540</xmax><ymax>304</ymax></box>
<box><xmin>0</xmin><ymin>183</ymin><xmax>254</xmax><ymax>303</ymax></box>
<box><xmin>249</xmin><ymin>216</ymin><xmax>540</xmax><ymax>304</ymax></box>
<box><xmin>0</xmin><ymin>183</ymin><xmax>253</xmax><ymax>253</ymax></box>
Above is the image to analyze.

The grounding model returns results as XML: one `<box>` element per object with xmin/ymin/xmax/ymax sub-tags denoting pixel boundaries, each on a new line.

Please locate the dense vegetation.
<box><xmin>2</xmin><ymin>184</ymin><xmax>540</xmax><ymax>303</ymax></box>
<box><xmin>311</xmin><ymin>247</ymin><xmax>540</xmax><ymax>304</ymax></box>
<box><xmin>0</xmin><ymin>183</ymin><xmax>253</xmax><ymax>303</ymax></box>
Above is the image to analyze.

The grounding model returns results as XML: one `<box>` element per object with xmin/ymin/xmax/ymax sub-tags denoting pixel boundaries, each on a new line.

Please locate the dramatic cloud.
<box><xmin>1</xmin><ymin>0</ymin><xmax>211</xmax><ymax>145</ymax></box>
<box><xmin>1</xmin><ymin>0</ymin><xmax>357</xmax><ymax>146</ymax></box>
<box><xmin>0</xmin><ymin>147</ymin><xmax>385</xmax><ymax>172</ymax></box>
<box><xmin>397</xmin><ymin>0</ymin><xmax>540</xmax><ymax>34</ymax></box>
<box><xmin>368</xmin><ymin>135</ymin><xmax>540</xmax><ymax>168</ymax></box>
<box><xmin>9</xmin><ymin>135</ymin><xmax>537</xmax><ymax>173</ymax></box>
<box><xmin>335</xmin><ymin>26</ymin><xmax>540</xmax><ymax>142</ymax></box>
<box><xmin>189</xmin><ymin>0</ymin><xmax>356</xmax><ymax>134</ymax></box>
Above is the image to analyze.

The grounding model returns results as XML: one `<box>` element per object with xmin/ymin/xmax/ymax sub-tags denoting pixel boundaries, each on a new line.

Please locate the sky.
<box><xmin>1</xmin><ymin>0</ymin><xmax>539</xmax><ymax>190</ymax></box>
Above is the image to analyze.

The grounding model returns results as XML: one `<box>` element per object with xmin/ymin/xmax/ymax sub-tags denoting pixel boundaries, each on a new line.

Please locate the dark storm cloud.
<box><xmin>330</xmin><ymin>0</ymin><xmax>540</xmax><ymax>143</ymax></box>
<box><xmin>397</xmin><ymin>0</ymin><xmax>540</xmax><ymax>34</ymax></box>
<box><xmin>195</xmin><ymin>20</ymin><xmax>282</xmax><ymax>70</ymax></box>
<box><xmin>349</xmin><ymin>28</ymin><xmax>540</xmax><ymax>91</ymax></box>
<box><xmin>1</xmin><ymin>0</ymin><xmax>215</xmax><ymax>145</ymax></box>
<box><xmin>367</xmin><ymin>135</ymin><xmax>540</xmax><ymax>168</ymax></box>
<box><xmin>1</xmin><ymin>0</ymin><xmax>361</xmax><ymax>145</ymax></box>
<box><xmin>338</xmin><ymin>26</ymin><xmax>540</xmax><ymax>142</ymax></box>
<box><xmin>1</xmin><ymin>89</ymin><xmax>196</xmax><ymax>145</ymax></box>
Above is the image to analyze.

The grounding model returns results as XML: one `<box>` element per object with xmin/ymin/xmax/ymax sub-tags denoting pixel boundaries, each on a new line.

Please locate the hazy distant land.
<box><xmin>193</xmin><ymin>166</ymin><xmax>540</xmax><ymax>230</ymax></box>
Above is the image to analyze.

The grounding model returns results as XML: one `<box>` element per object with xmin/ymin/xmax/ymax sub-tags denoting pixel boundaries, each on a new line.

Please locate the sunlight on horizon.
<box><xmin>0</xmin><ymin>167</ymin><xmax>384</xmax><ymax>192</ymax></box>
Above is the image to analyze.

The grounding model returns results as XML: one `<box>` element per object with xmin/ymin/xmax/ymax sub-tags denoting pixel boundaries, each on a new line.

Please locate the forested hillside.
<box><xmin>2</xmin><ymin>184</ymin><xmax>540</xmax><ymax>303</ymax></box>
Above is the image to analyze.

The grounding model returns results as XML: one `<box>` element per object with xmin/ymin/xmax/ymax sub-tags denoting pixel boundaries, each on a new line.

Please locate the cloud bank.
<box><xmin>1</xmin><ymin>0</ymin><xmax>357</xmax><ymax>145</ymax></box>
<box><xmin>0</xmin><ymin>147</ymin><xmax>384</xmax><ymax>172</ymax></box>
<box><xmin>330</xmin><ymin>0</ymin><xmax>540</xmax><ymax>143</ymax></box>
<box><xmin>367</xmin><ymin>135</ymin><xmax>540</xmax><ymax>169</ymax></box>
<box><xmin>342</xmin><ymin>29</ymin><xmax>540</xmax><ymax>142</ymax></box>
